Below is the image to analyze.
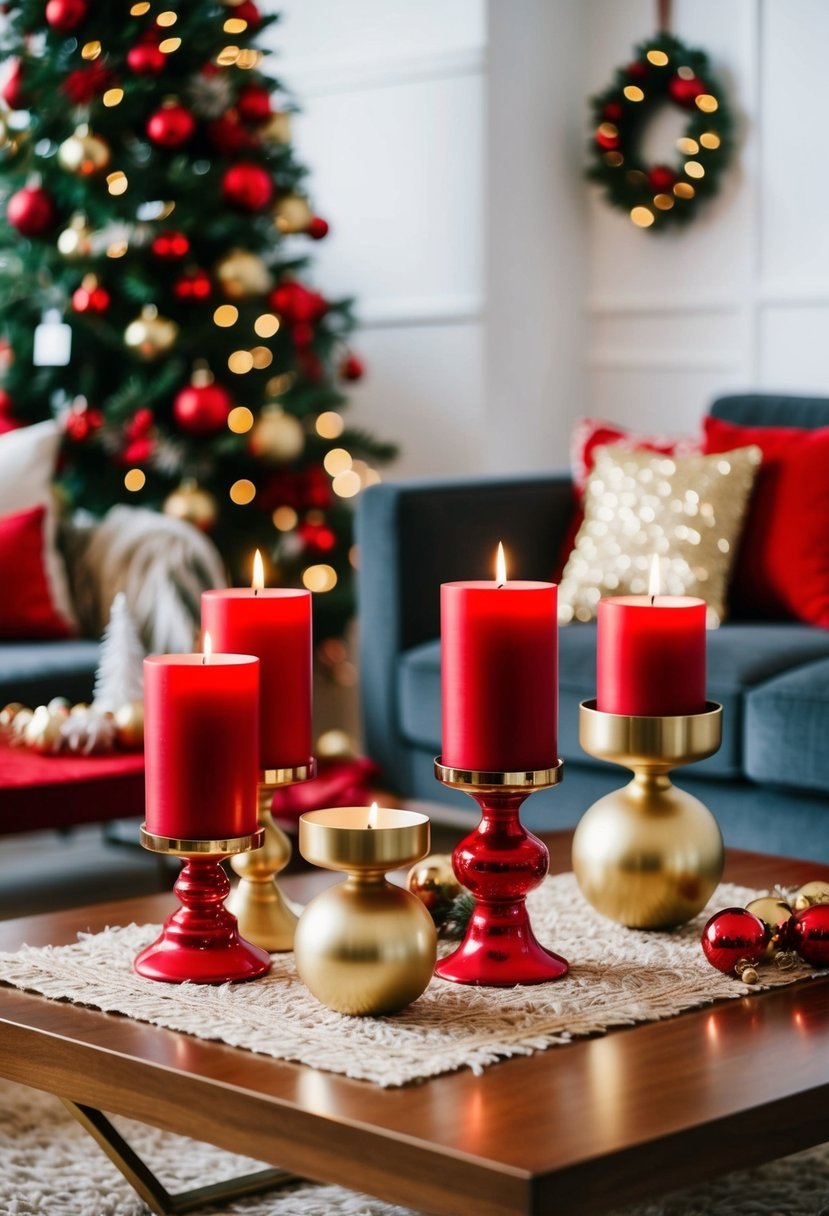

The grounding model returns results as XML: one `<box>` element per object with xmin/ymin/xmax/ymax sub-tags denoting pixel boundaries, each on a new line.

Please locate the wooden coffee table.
<box><xmin>1</xmin><ymin>835</ymin><xmax>829</xmax><ymax>1216</ymax></box>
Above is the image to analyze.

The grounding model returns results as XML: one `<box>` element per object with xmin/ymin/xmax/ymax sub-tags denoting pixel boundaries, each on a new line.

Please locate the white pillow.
<box><xmin>0</xmin><ymin>420</ymin><xmax>77</xmax><ymax>631</ymax></box>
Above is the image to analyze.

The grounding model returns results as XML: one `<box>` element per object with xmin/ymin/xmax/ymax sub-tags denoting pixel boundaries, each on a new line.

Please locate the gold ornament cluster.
<box><xmin>0</xmin><ymin>698</ymin><xmax>143</xmax><ymax>755</ymax></box>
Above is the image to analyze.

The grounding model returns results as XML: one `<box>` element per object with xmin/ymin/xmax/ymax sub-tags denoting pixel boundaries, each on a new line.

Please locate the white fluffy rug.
<box><xmin>2</xmin><ymin>1077</ymin><xmax>829</xmax><ymax>1216</ymax></box>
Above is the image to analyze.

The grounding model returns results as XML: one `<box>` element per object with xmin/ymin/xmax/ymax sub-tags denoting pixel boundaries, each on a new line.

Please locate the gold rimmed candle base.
<box><xmin>226</xmin><ymin>762</ymin><xmax>315</xmax><ymax>952</ymax></box>
<box><xmin>572</xmin><ymin>700</ymin><xmax>724</xmax><ymax>930</ymax></box>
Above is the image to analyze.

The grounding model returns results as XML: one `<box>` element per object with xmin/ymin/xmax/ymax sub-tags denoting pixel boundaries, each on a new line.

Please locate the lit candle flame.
<box><xmin>203</xmin><ymin>630</ymin><xmax>213</xmax><ymax>664</ymax></box>
<box><xmin>495</xmin><ymin>541</ymin><xmax>507</xmax><ymax>587</ymax></box>
<box><xmin>252</xmin><ymin>549</ymin><xmax>264</xmax><ymax>594</ymax></box>
<box><xmin>648</xmin><ymin>554</ymin><xmax>660</xmax><ymax>603</ymax></box>
<box><xmin>367</xmin><ymin>801</ymin><xmax>379</xmax><ymax>830</ymax></box>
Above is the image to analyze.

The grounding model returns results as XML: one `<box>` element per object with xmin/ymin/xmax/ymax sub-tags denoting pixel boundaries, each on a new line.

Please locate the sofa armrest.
<box><xmin>356</xmin><ymin>472</ymin><xmax>575</xmax><ymax>785</ymax></box>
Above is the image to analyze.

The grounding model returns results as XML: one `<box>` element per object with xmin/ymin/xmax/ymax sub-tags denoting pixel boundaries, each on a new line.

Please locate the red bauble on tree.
<box><xmin>151</xmin><ymin>230</ymin><xmax>190</xmax><ymax>260</ymax></box>
<box><xmin>72</xmin><ymin>275</ymin><xmax>110</xmax><ymax>314</ymax></box>
<box><xmin>595</xmin><ymin>125</ymin><xmax>620</xmax><ymax>151</ymax></box>
<box><xmin>174</xmin><ymin>268</ymin><xmax>212</xmax><ymax>302</ymax></box>
<box><xmin>307</xmin><ymin>216</ymin><xmax>329</xmax><ymax>240</ymax></box>
<box><xmin>340</xmin><ymin>353</ymin><xmax>364</xmax><ymax>382</ymax></box>
<box><xmin>668</xmin><ymin>74</ymin><xmax>706</xmax><ymax>107</ymax></box>
<box><xmin>233</xmin><ymin>1</ymin><xmax>261</xmax><ymax>28</ymax></box>
<box><xmin>627</xmin><ymin>60</ymin><xmax>648</xmax><ymax>80</ymax></box>
<box><xmin>602</xmin><ymin>101</ymin><xmax>624</xmax><ymax>123</ymax></box>
<box><xmin>221</xmin><ymin>161</ymin><xmax>273</xmax><ymax>211</ymax></box>
<box><xmin>207</xmin><ymin>113</ymin><xmax>256</xmax><ymax>155</ymax></box>
<box><xmin>173</xmin><ymin>377</ymin><xmax>233</xmax><ymax>436</ymax></box>
<box><xmin>147</xmin><ymin>101</ymin><xmax>196</xmax><ymax>149</ymax></box>
<box><xmin>64</xmin><ymin>399</ymin><xmax>104</xmax><ymax>443</ymax></box>
<box><xmin>45</xmin><ymin>0</ymin><xmax>87</xmax><ymax>32</ymax></box>
<box><xmin>1</xmin><ymin>59</ymin><xmax>26</xmax><ymax>110</ymax></box>
<box><xmin>127</xmin><ymin>39</ymin><xmax>166</xmax><ymax>75</ymax></box>
<box><xmin>237</xmin><ymin>84</ymin><xmax>271</xmax><ymax>126</ymax></box>
<box><xmin>269</xmin><ymin>280</ymin><xmax>328</xmax><ymax>324</ymax></box>
<box><xmin>7</xmin><ymin>186</ymin><xmax>55</xmax><ymax>236</ymax></box>
<box><xmin>63</xmin><ymin>63</ymin><xmax>112</xmax><ymax>103</ymax></box>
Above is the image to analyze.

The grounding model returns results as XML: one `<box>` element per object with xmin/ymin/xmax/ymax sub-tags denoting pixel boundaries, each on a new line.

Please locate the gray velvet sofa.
<box><xmin>357</xmin><ymin>394</ymin><xmax>829</xmax><ymax>862</ymax></box>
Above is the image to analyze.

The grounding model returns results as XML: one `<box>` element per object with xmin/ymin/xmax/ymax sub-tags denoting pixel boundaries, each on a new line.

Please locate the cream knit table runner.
<box><xmin>0</xmin><ymin>873</ymin><xmax>821</xmax><ymax>1087</ymax></box>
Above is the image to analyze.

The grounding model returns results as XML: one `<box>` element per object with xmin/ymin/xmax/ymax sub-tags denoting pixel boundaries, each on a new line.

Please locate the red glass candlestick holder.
<box><xmin>433</xmin><ymin>759</ymin><xmax>567</xmax><ymax>987</ymax></box>
<box><xmin>135</xmin><ymin>827</ymin><xmax>271</xmax><ymax>984</ymax></box>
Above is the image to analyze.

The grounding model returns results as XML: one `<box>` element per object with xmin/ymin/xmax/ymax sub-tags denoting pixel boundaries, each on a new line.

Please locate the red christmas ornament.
<box><xmin>233</xmin><ymin>0</ymin><xmax>261</xmax><ymax>27</ymax></box>
<box><xmin>63</xmin><ymin>63</ymin><xmax>112</xmax><ymax>104</ymax></box>
<box><xmin>221</xmin><ymin>161</ymin><xmax>273</xmax><ymax>211</ymax></box>
<box><xmin>627</xmin><ymin>60</ymin><xmax>648</xmax><ymax>80</ymax></box>
<box><xmin>701</xmin><ymin>908</ymin><xmax>768</xmax><ymax>977</ymax></box>
<box><xmin>147</xmin><ymin>102</ymin><xmax>195</xmax><ymax>149</ymax></box>
<box><xmin>65</xmin><ymin>401</ymin><xmax>104</xmax><ymax>442</ymax></box>
<box><xmin>7</xmin><ymin>186</ymin><xmax>55</xmax><ymax>237</ymax></box>
<box><xmin>303</xmin><ymin>464</ymin><xmax>331</xmax><ymax>508</ymax></box>
<box><xmin>648</xmin><ymin>164</ymin><xmax>676</xmax><ymax>192</ymax></box>
<box><xmin>127</xmin><ymin>40</ymin><xmax>166</xmax><ymax>75</ymax></box>
<box><xmin>121</xmin><ymin>436</ymin><xmax>154</xmax><ymax>465</ymax></box>
<box><xmin>126</xmin><ymin>407</ymin><xmax>154</xmax><ymax>440</ymax></box>
<box><xmin>72</xmin><ymin>277</ymin><xmax>110</xmax><ymax>314</ymax></box>
<box><xmin>292</xmin><ymin>322</ymin><xmax>314</xmax><ymax>348</ymax></box>
<box><xmin>595</xmin><ymin>126</ymin><xmax>620</xmax><ymax>151</ymax></box>
<box><xmin>174</xmin><ymin>268</ymin><xmax>212</xmax><ymax>302</ymax></box>
<box><xmin>151</xmin><ymin>230</ymin><xmax>190</xmax><ymax>260</ymax></box>
<box><xmin>1</xmin><ymin>59</ymin><xmax>26</xmax><ymax>110</ymax></box>
<box><xmin>340</xmin><ymin>353</ymin><xmax>364</xmax><ymax>382</ymax></box>
<box><xmin>299</xmin><ymin>521</ymin><xmax>336</xmax><ymax>552</ymax></box>
<box><xmin>237</xmin><ymin>84</ymin><xmax>271</xmax><ymax>126</ymax></box>
<box><xmin>602</xmin><ymin>101</ymin><xmax>624</xmax><ymax>123</ymax></box>
<box><xmin>268</xmin><ymin>281</ymin><xmax>328</xmax><ymax>323</ymax></box>
<box><xmin>668</xmin><ymin>74</ymin><xmax>706</xmax><ymax>108</ymax></box>
<box><xmin>307</xmin><ymin>216</ymin><xmax>329</xmax><ymax>240</ymax></box>
<box><xmin>173</xmin><ymin>380</ymin><xmax>233</xmax><ymax>436</ymax></box>
<box><xmin>789</xmin><ymin>904</ymin><xmax>829</xmax><ymax>967</ymax></box>
<box><xmin>207</xmin><ymin>113</ymin><xmax>256</xmax><ymax>155</ymax></box>
<box><xmin>45</xmin><ymin>0</ymin><xmax>87</xmax><ymax>32</ymax></box>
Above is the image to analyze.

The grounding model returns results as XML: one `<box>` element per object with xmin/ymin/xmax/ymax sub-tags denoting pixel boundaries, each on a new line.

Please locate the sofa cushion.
<box><xmin>745</xmin><ymin>657</ymin><xmax>829</xmax><ymax>793</ymax></box>
<box><xmin>397</xmin><ymin>623</ymin><xmax>829</xmax><ymax>781</ymax></box>
<box><xmin>0</xmin><ymin>640</ymin><xmax>100</xmax><ymax>708</ymax></box>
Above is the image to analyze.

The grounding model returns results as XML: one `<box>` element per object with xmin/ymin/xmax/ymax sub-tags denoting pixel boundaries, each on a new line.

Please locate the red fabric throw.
<box><xmin>269</xmin><ymin>756</ymin><xmax>381</xmax><ymax>822</ymax></box>
<box><xmin>703</xmin><ymin>416</ymin><xmax>829</xmax><ymax>625</ymax></box>
<box><xmin>0</xmin><ymin>505</ymin><xmax>74</xmax><ymax>638</ymax></box>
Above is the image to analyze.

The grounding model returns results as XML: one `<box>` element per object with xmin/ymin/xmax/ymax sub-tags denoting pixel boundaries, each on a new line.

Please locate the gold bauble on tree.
<box><xmin>58</xmin><ymin>124</ymin><xmax>111</xmax><ymax>176</ymax></box>
<box><xmin>274</xmin><ymin>193</ymin><xmax>312</xmax><ymax>234</ymax></box>
<box><xmin>215</xmin><ymin>248</ymin><xmax>271</xmax><ymax>300</ymax></box>
<box><xmin>261</xmin><ymin>110</ymin><xmax>291</xmax><ymax>144</ymax></box>
<box><xmin>124</xmin><ymin>304</ymin><xmax>178</xmax><ymax>360</ymax></box>
<box><xmin>57</xmin><ymin>212</ymin><xmax>93</xmax><ymax>259</ymax></box>
<box><xmin>249</xmin><ymin>406</ymin><xmax>305</xmax><ymax>463</ymax></box>
<box><xmin>163</xmin><ymin>480</ymin><xmax>218</xmax><ymax>531</ymax></box>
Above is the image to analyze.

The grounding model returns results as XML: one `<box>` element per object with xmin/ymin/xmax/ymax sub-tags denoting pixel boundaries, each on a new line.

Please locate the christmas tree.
<box><xmin>0</xmin><ymin>0</ymin><xmax>394</xmax><ymax>641</ymax></box>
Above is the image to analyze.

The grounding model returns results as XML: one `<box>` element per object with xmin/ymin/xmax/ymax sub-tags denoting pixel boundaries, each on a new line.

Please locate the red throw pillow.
<box><xmin>0</xmin><ymin>505</ymin><xmax>75</xmax><ymax>638</ymax></box>
<box><xmin>703</xmin><ymin>415</ymin><xmax>829</xmax><ymax>625</ymax></box>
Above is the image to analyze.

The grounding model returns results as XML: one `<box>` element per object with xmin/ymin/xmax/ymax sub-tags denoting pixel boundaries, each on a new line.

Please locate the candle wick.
<box><xmin>254</xmin><ymin>587</ymin><xmax>258</xmax><ymax>597</ymax></box>
<box><xmin>497</xmin><ymin>582</ymin><xmax>505</xmax><ymax>590</ymax></box>
<box><xmin>202</xmin><ymin>654</ymin><xmax>206</xmax><ymax>664</ymax></box>
<box><xmin>650</xmin><ymin>594</ymin><xmax>656</xmax><ymax>606</ymax></box>
<box><xmin>367</xmin><ymin>823</ymin><xmax>373</xmax><ymax>830</ymax></box>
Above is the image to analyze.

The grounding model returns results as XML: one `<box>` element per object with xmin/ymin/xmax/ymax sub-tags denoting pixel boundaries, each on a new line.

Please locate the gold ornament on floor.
<box><xmin>248</xmin><ymin>407</ymin><xmax>305</xmax><ymax>463</ymax></box>
<box><xmin>57</xmin><ymin>213</ymin><xmax>94</xmax><ymax>259</ymax></box>
<box><xmin>124</xmin><ymin>305</ymin><xmax>178</xmax><ymax>360</ymax></box>
<box><xmin>58</xmin><ymin>124</ymin><xmax>111</xmax><ymax>176</ymax></box>
<box><xmin>572</xmin><ymin>700</ymin><xmax>724</xmax><ymax>929</ymax></box>
<box><xmin>163</xmin><ymin>480</ymin><xmax>219</xmax><ymax>531</ymax></box>
<box><xmin>274</xmin><ymin>194</ymin><xmax>312</xmax><ymax>234</ymax></box>
<box><xmin>215</xmin><ymin>248</ymin><xmax>271</xmax><ymax>299</ymax></box>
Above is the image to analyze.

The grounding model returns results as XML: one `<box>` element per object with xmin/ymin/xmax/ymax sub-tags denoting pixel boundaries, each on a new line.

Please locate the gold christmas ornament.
<box><xmin>58</xmin><ymin>125</ymin><xmax>111</xmax><ymax>176</ymax></box>
<box><xmin>406</xmin><ymin>853</ymin><xmax>462</xmax><ymax>915</ymax></box>
<box><xmin>114</xmin><ymin>700</ymin><xmax>144</xmax><ymax>750</ymax></box>
<box><xmin>792</xmin><ymin>881</ymin><xmax>829</xmax><ymax>912</ymax></box>
<box><xmin>744</xmin><ymin>896</ymin><xmax>793</xmax><ymax>959</ymax></box>
<box><xmin>215</xmin><ymin>248</ymin><xmax>271</xmax><ymax>299</ymax></box>
<box><xmin>262</xmin><ymin>110</ymin><xmax>291</xmax><ymax>144</ymax></box>
<box><xmin>274</xmin><ymin>193</ymin><xmax>312</xmax><ymax>234</ymax></box>
<box><xmin>315</xmin><ymin>728</ymin><xmax>357</xmax><ymax>759</ymax></box>
<box><xmin>57</xmin><ymin>213</ymin><xmax>94</xmax><ymax>259</ymax></box>
<box><xmin>163</xmin><ymin>480</ymin><xmax>219</xmax><ymax>530</ymax></box>
<box><xmin>124</xmin><ymin>304</ymin><xmax>178</xmax><ymax>360</ymax></box>
<box><xmin>249</xmin><ymin>407</ymin><xmax>305</xmax><ymax>464</ymax></box>
<box><xmin>23</xmin><ymin>705</ymin><xmax>63</xmax><ymax>754</ymax></box>
<box><xmin>0</xmin><ymin>701</ymin><xmax>24</xmax><ymax>730</ymax></box>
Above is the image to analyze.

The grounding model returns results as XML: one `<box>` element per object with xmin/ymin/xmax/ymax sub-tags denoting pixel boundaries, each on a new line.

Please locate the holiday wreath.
<box><xmin>587</xmin><ymin>32</ymin><xmax>735</xmax><ymax>231</ymax></box>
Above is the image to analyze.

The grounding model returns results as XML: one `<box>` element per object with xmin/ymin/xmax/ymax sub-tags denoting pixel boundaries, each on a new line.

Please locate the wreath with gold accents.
<box><xmin>587</xmin><ymin>33</ymin><xmax>735</xmax><ymax>231</ymax></box>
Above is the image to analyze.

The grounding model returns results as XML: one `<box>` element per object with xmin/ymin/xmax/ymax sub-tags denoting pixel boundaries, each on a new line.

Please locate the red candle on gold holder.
<box><xmin>441</xmin><ymin>544</ymin><xmax>558</xmax><ymax>772</ymax></box>
<box><xmin>202</xmin><ymin>557</ymin><xmax>312</xmax><ymax>771</ymax></box>
<box><xmin>597</xmin><ymin>559</ymin><xmax>706</xmax><ymax>717</ymax></box>
<box><xmin>143</xmin><ymin>647</ymin><xmax>259</xmax><ymax>840</ymax></box>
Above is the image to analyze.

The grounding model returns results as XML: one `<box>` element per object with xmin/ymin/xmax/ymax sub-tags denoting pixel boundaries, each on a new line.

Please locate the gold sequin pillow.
<box><xmin>558</xmin><ymin>444</ymin><xmax>762</xmax><ymax>627</ymax></box>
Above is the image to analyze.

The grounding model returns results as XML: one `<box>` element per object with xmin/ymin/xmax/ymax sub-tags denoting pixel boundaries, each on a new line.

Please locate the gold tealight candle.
<box><xmin>295</xmin><ymin>805</ymin><xmax>436</xmax><ymax>1016</ymax></box>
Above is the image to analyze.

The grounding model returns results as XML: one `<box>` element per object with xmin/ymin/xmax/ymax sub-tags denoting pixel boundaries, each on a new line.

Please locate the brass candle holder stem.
<box><xmin>227</xmin><ymin>762</ymin><xmax>315</xmax><ymax>952</ymax></box>
<box><xmin>572</xmin><ymin>700</ymin><xmax>724</xmax><ymax>929</ymax></box>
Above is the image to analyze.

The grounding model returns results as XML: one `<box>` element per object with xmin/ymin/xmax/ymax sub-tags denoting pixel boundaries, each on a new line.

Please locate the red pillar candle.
<box><xmin>144</xmin><ymin>653</ymin><xmax>259</xmax><ymax>840</ymax></box>
<box><xmin>202</xmin><ymin>585</ymin><xmax>312</xmax><ymax>770</ymax></box>
<box><xmin>441</xmin><ymin>551</ymin><xmax>558</xmax><ymax>773</ymax></box>
<box><xmin>597</xmin><ymin>596</ymin><xmax>707</xmax><ymax>717</ymax></box>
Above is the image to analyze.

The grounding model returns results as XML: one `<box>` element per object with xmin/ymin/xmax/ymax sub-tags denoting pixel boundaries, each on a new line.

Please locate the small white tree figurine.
<box><xmin>93</xmin><ymin>592</ymin><xmax>145</xmax><ymax>712</ymax></box>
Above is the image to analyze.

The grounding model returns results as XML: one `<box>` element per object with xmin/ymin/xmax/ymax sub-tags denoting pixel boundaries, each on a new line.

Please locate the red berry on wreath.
<box><xmin>173</xmin><ymin>377</ymin><xmax>232</xmax><ymax>436</ymax></box>
<box><xmin>65</xmin><ymin>400</ymin><xmax>104</xmax><ymax>442</ymax></box>
<box><xmin>1</xmin><ymin>59</ymin><xmax>26</xmax><ymax>110</ymax></box>
<box><xmin>127</xmin><ymin>40</ymin><xmax>166</xmax><ymax>75</ymax></box>
<box><xmin>72</xmin><ymin>275</ymin><xmax>110</xmax><ymax>314</ymax></box>
<box><xmin>221</xmin><ymin>161</ymin><xmax>273</xmax><ymax>211</ymax></box>
<box><xmin>269</xmin><ymin>281</ymin><xmax>327</xmax><ymax>323</ymax></box>
<box><xmin>7</xmin><ymin>185</ymin><xmax>55</xmax><ymax>236</ymax></box>
<box><xmin>668</xmin><ymin>74</ymin><xmax>706</xmax><ymax>107</ymax></box>
<box><xmin>340</xmin><ymin>353</ymin><xmax>364</xmax><ymax>382</ymax></box>
<box><xmin>307</xmin><ymin>216</ymin><xmax>329</xmax><ymax>240</ymax></box>
<box><xmin>789</xmin><ymin>904</ymin><xmax>829</xmax><ymax>967</ymax></box>
<box><xmin>627</xmin><ymin>60</ymin><xmax>648</xmax><ymax>80</ymax></box>
<box><xmin>237</xmin><ymin>84</ymin><xmax>271</xmax><ymax>126</ymax></box>
<box><xmin>701</xmin><ymin>907</ymin><xmax>768</xmax><ymax>977</ymax></box>
<box><xmin>648</xmin><ymin>164</ymin><xmax>676</xmax><ymax>192</ymax></box>
<box><xmin>45</xmin><ymin>0</ymin><xmax>87</xmax><ymax>32</ymax></box>
<box><xmin>151</xmin><ymin>230</ymin><xmax>190</xmax><ymax>260</ymax></box>
<box><xmin>122</xmin><ymin>436</ymin><xmax>154</xmax><ymax>465</ymax></box>
<box><xmin>147</xmin><ymin>101</ymin><xmax>195</xmax><ymax>148</ymax></box>
<box><xmin>602</xmin><ymin>101</ymin><xmax>624</xmax><ymax>123</ymax></box>
<box><xmin>126</xmin><ymin>407</ymin><xmax>154</xmax><ymax>440</ymax></box>
<box><xmin>595</xmin><ymin>125</ymin><xmax>620</xmax><ymax>151</ymax></box>
<box><xmin>173</xmin><ymin>268</ymin><xmax>212</xmax><ymax>302</ymax></box>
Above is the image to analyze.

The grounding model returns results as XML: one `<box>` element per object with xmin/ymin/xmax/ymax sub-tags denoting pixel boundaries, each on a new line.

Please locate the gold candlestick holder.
<box><xmin>227</xmin><ymin>762</ymin><xmax>315</xmax><ymax>952</ymax></box>
<box><xmin>572</xmin><ymin>700</ymin><xmax>724</xmax><ymax>929</ymax></box>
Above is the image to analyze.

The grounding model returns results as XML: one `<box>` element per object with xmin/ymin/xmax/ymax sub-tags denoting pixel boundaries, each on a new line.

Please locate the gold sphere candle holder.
<box><xmin>295</xmin><ymin>807</ymin><xmax>436</xmax><ymax>1016</ymax></box>
<box><xmin>135</xmin><ymin>827</ymin><xmax>271</xmax><ymax>984</ymax></box>
<box><xmin>433</xmin><ymin>759</ymin><xmax>568</xmax><ymax>987</ymax></box>
<box><xmin>227</xmin><ymin>762</ymin><xmax>315</xmax><ymax>953</ymax></box>
<box><xmin>572</xmin><ymin>700</ymin><xmax>724</xmax><ymax>929</ymax></box>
